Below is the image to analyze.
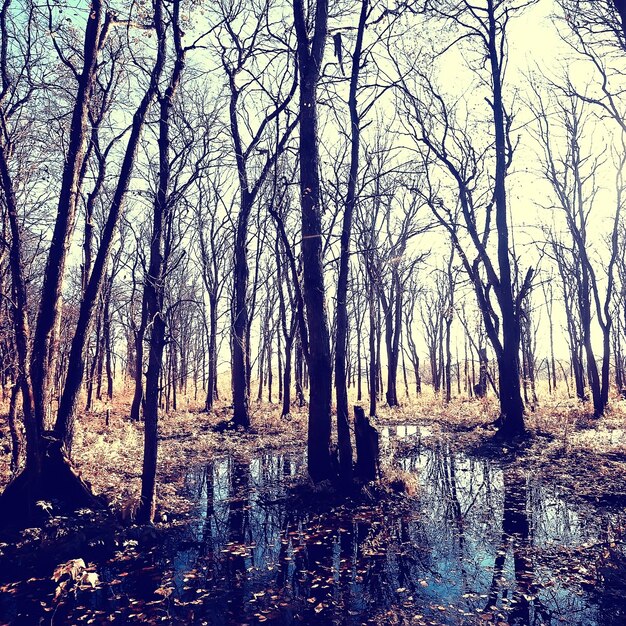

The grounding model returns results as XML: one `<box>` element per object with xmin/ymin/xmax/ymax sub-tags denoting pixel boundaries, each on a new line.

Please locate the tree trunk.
<box><xmin>130</xmin><ymin>296</ymin><xmax>148</xmax><ymax>421</ymax></box>
<box><xmin>277</xmin><ymin>326</ymin><xmax>283</xmax><ymax>403</ymax></box>
<box><xmin>96</xmin><ymin>306</ymin><xmax>105</xmax><ymax>401</ymax></box>
<box><xmin>137</xmin><ymin>0</ymin><xmax>183</xmax><ymax>523</ymax></box>
<box><xmin>487</xmin><ymin>0</ymin><xmax>525</xmax><ymax>437</ymax></box>
<box><xmin>384</xmin><ymin>274</ymin><xmax>402</xmax><ymax>407</ymax></box>
<box><xmin>0</xmin><ymin>0</ymin><xmax>168</xmax><ymax>526</ymax></box>
<box><xmin>205</xmin><ymin>293</ymin><xmax>218</xmax><ymax>411</ymax></box>
<box><xmin>8</xmin><ymin>383</ymin><xmax>21</xmax><ymax>473</ymax></box>
<box><xmin>445</xmin><ymin>318</ymin><xmax>452</xmax><ymax>404</ymax></box>
<box><xmin>334</xmin><ymin>0</ymin><xmax>367</xmax><ymax>484</ymax></box>
<box><xmin>104</xmin><ymin>288</ymin><xmax>113</xmax><ymax>401</ymax></box>
<box><xmin>30</xmin><ymin>0</ymin><xmax>107</xmax><ymax>436</ymax></box>
<box><xmin>231</xmin><ymin>194</ymin><xmax>252</xmax><ymax>427</ymax></box>
<box><xmin>368</xmin><ymin>281</ymin><xmax>377</xmax><ymax>417</ymax></box>
<box><xmin>55</xmin><ymin>1</ymin><xmax>167</xmax><ymax>437</ymax></box>
<box><xmin>295</xmin><ymin>334</ymin><xmax>305</xmax><ymax>407</ymax></box>
<box><xmin>86</xmin><ymin>309</ymin><xmax>102</xmax><ymax>413</ymax></box>
<box><xmin>495</xmin><ymin>345</ymin><xmax>525</xmax><ymax>437</ymax></box>
<box><xmin>281</xmin><ymin>336</ymin><xmax>293</xmax><ymax>417</ymax></box>
<box><xmin>267</xmin><ymin>331</ymin><xmax>273</xmax><ymax>403</ymax></box>
<box><xmin>354</xmin><ymin>406</ymin><xmax>379</xmax><ymax>483</ymax></box>
<box><xmin>357</xmin><ymin>311</ymin><xmax>363</xmax><ymax>401</ymax></box>
<box><xmin>294</xmin><ymin>0</ymin><xmax>333</xmax><ymax>483</ymax></box>
<box><xmin>256</xmin><ymin>324</ymin><xmax>266</xmax><ymax>403</ymax></box>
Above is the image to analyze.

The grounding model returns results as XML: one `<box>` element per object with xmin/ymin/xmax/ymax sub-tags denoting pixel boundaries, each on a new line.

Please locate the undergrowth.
<box><xmin>1</xmin><ymin>382</ymin><xmax>625</xmax><ymax>518</ymax></box>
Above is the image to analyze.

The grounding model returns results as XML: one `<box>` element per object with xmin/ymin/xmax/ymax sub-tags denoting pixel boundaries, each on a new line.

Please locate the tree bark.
<box><xmin>294</xmin><ymin>0</ymin><xmax>334</xmax><ymax>482</ymax></box>
<box><xmin>354</xmin><ymin>406</ymin><xmax>379</xmax><ymax>483</ymax></box>
<box><xmin>137</xmin><ymin>0</ymin><xmax>183</xmax><ymax>523</ymax></box>
<box><xmin>487</xmin><ymin>0</ymin><xmax>525</xmax><ymax>437</ymax></box>
<box><xmin>130</xmin><ymin>296</ymin><xmax>148</xmax><ymax>421</ymax></box>
<box><xmin>205</xmin><ymin>293</ymin><xmax>218</xmax><ymax>411</ymax></box>
<box><xmin>334</xmin><ymin>0</ymin><xmax>368</xmax><ymax>482</ymax></box>
<box><xmin>55</xmin><ymin>0</ymin><xmax>167</xmax><ymax>439</ymax></box>
<box><xmin>368</xmin><ymin>280</ymin><xmax>377</xmax><ymax>417</ymax></box>
<box><xmin>31</xmin><ymin>0</ymin><xmax>108</xmax><ymax>435</ymax></box>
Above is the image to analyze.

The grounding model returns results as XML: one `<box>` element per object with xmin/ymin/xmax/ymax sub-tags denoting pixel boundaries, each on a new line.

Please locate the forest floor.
<box><xmin>1</xmin><ymin>389</ymin><xmax>626</xmax><ymax>625</ymax></box>
<box><xmin>3</xmin><ymin>388</ymin><xmax>625</xmax><ymax>516</ymax></box>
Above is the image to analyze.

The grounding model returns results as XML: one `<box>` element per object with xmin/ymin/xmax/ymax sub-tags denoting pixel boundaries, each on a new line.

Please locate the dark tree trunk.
<box><xmin>600</xmin><ymin>326</ymin><xmax>611</xmax><ymax>410</ymax></box>
<box><xmin>356</xmin><ymin>309</ymin><xmax>363</xmax><ymax>401</ymax></box>
<box><xmin>277</xmin><ymin>326</ymin><xmax>283</xmax><ymax>402</ymax></box>
<box><xmin>294</xmin><ymin>0</ymin><xmax>334</xmax><ymax>483</ymax></box>
<box><xmin>205</xmin><ymin>293</ymin><xmax>218</xmax><ymax>411</ymax></box>
<box><xmin>545</xmin><ymin>284</ymin><xmax>557</xmax><ymax>392</ymax></box>
<box><xmin>581</xmin><ymin>272</ymin><xmax>602</xmax><ymax>415</ymax></box>
<box><xmin>8</xmin><ymin>383</ymin><xmax>21</xmax><ymax>473</ymax></box>
<box><xmin>376</xmin><ymin>303</ymin><xmax>383</xmax><ymax>400</ymax></box>
<box><xmin>383</xmin><ymin>271</ymin><xmax>403</xmax><ymax>407</ymax></box>
<box><xmin>231</xmin><ymin>193</ymin><xmax>252</xmax><ymax>427</ymax></box>
<box><xmin>0</xmin><ymin>147</ymin><xmax>37</xmax><ymax>463</ymax></box>
<box><xmin>354</xmin><ymin>406</ymin><xmax>379</xmax><ymax>483</ymax></box>
<box><xmin>445</xmin><ymin>318</ymin><xmax>452</xmax><ymax>404</ymax></box>
<box><xmin>496</xmin><ymin>348</ymin><xmax>525</xmax><ymax>437</ymax></box>
<box><xmin>30</xmin><ymin>0</ymin><xmax>108</xmax><ymax>436</ymax></box>
<box><xmin>334</xmin><ymin>0</ymin><xmax>367</xmax><ymax>483</ymax></box>
<box><xmin>402</xmin><ymin>348</ymin><xmax>410</xmax><ymax>398</ymax></box>
<box><xmin>137</xmin><ymin>0</ymin><xmax>183</xmax><ymax>523</ymax></box>
<box><xmin>574</xmin><ymin>346</ymin><xmax>586</xmax><ymax>400</ymax></box>
<box><xmin>130</xmin><ymin>296</ymin><xmax>148</xmax><ymax>421</ymax></box>
<box><xmin>415</xmin><ymin>355</ymin><xmax>422</xmax><ymax>394</ymax></box>
<box><xmin>368</xmin><ymin>281</ymin><xmax>377</xmax><ymax>417</ymax></box>
<box><xmin>281</xmin><ymin>336</ymin><xmax>293</xmax><ymax>417</ymax></box>
<box><xmin>487</xmin><ymin>0</ymin><xmax>525</xmax><ymax>437</ymax></box>
<box><xmin>267</xmin><ymin>330</ymin><xmax>274</xmax><ymax>403</ymax></box>
<box><xmin>475</xmin><ymin>348</ymin><xmax>488</xmax><ymax>398</ymax></box>
<box><xmin>295</xmin><ymin>334</ymin><xmax>305</xmax><ymax>406</ymax></box>
<box><xmin>256</xmin><ymin>320</ymin><xmax>266</xmax><ymax>403</ymax></box>
<box><xmin>0</xmin><ymin>0</ymin><xmax>118</xmax><ymax>525</ymax></box>
<box><xmin>86</xmin><ymin>306</ymin><xmax>103</xmax><ymax>413</ymax></box>
<box><xmin>55</xmin><ymin>3</ymin><xmax>166</xmax><ymax>439</ymax></box>
<box><xmin>96</xmin><ymin>306</ymin><xmax>105</xmax><ymax>401</ymax></box>
<box><xmin>103</xmin><ymin>281</ymin><xmax>113</xmax><ymax>401</ymax></box>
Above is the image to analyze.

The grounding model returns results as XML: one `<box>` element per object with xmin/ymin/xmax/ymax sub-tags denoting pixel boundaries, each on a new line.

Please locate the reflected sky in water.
<box><xmin>2</xmin><ymin>425</ymin><xmax>625</xmax><ymax>625</ymax></box>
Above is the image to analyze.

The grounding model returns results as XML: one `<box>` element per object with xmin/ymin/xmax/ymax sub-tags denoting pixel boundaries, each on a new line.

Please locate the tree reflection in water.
<box><xmin>484</xmin><ymin>466</ymin><xmax>550</xmax><ymax>625</ymax></box>
<box><xmin>2</xmin><ymin>433</ymin><xmax>625</xmax><ymax>625</ymax></box>
<box><xmin>171</xmin><ymin>441</ymin><xmax>624</xmax><ymax>625</ymax></box>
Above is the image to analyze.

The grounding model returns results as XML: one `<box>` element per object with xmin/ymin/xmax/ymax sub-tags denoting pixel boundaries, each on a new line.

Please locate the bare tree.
<box><xmin>293</xmin><ymin>0</ymin><xmax>336</xmax><ymax>482</ymax></box>
<box><xmin>0</xmin><ymin>0</ymin><xmax>167</xmax><ymax>521</ymax></box>
<box><xmin>194</xmin><ymin>166</ymin><xmax>232</xmax><ymax>412</ymax></box>
<box><xmin>216</xmin><ymin>0</ymin><xmax>298</xmax><ymax>428</ymax></box>
<box><xmin>396</xmin><ymin>0</ymin><xmax>535</xmax><ymax>438</ymax></box>
<box><xmin>532</xmin><ymin>87</ymin><xmax>624</xmax><ymax>416</ymax></box>
<box><xmin>138</xmin><ymin>0</ymin><xmax>190</xmax><ymax>522</ymax></box>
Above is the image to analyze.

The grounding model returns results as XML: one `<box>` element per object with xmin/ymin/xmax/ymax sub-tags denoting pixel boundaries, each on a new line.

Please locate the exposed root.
<box><xmin>0</xmin><ymin>435</ymin><xmax>107</xmax><ymax>531</ymax></box>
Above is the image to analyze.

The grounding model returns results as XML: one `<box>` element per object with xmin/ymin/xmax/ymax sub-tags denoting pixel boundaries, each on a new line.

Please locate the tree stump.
<box><xmin>475</xmin><ymin>348</ymin><xmax>488</xmax><ymax>397</ymax></box>
<box><xmin>354</xmin><ymin>406</ymin><xmax>380</xmax><ymax>482</ymax></box>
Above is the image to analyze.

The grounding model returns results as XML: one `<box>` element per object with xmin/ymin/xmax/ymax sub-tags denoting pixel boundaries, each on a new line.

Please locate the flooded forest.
<box><xmin>2</xmin><ymin>0</ymin><xmax>626</xmax><ymax>624</ymax></box>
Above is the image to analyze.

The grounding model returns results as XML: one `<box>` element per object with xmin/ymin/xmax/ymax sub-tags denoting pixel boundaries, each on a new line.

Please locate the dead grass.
<box><xmin>2</xmin><ymin>383</ymin><xmax>626</xmax><ymax>517</ymax></box>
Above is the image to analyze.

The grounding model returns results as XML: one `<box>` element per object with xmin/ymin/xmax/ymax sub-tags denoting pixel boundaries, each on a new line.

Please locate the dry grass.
<box><xmin>0</xmin><ymin>386</ymin><xmax>311</xmax><ymax>517</ymax></box>
<box><xmin>1</xmin><ymin>381</ymin><xmax>626</xmax><ymax>517</ymax></box>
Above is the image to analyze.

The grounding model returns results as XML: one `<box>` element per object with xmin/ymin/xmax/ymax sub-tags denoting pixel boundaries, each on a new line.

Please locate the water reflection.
<box><xmin>170</xmin><ymin>440</ymin><xmax>625</xmax><ymax>625</ymax></box>
<box><xmin>1</xmin><ymin>429</ymin><xmax>625</xmax><ymax>625</ymax></box>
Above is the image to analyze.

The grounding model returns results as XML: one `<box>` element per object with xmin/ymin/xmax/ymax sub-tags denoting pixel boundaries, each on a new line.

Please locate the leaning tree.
<box><xmin>0</xmin><ymin>0</ymin><xmax>167</xmax><ymax>524</ymax></box>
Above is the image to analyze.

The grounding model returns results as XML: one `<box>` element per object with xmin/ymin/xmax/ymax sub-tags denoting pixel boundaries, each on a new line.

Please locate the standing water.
<box><xmin>1</xmin><ymin>425</ymin><xmax>625</xmax><ymax>625</ymax></box>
